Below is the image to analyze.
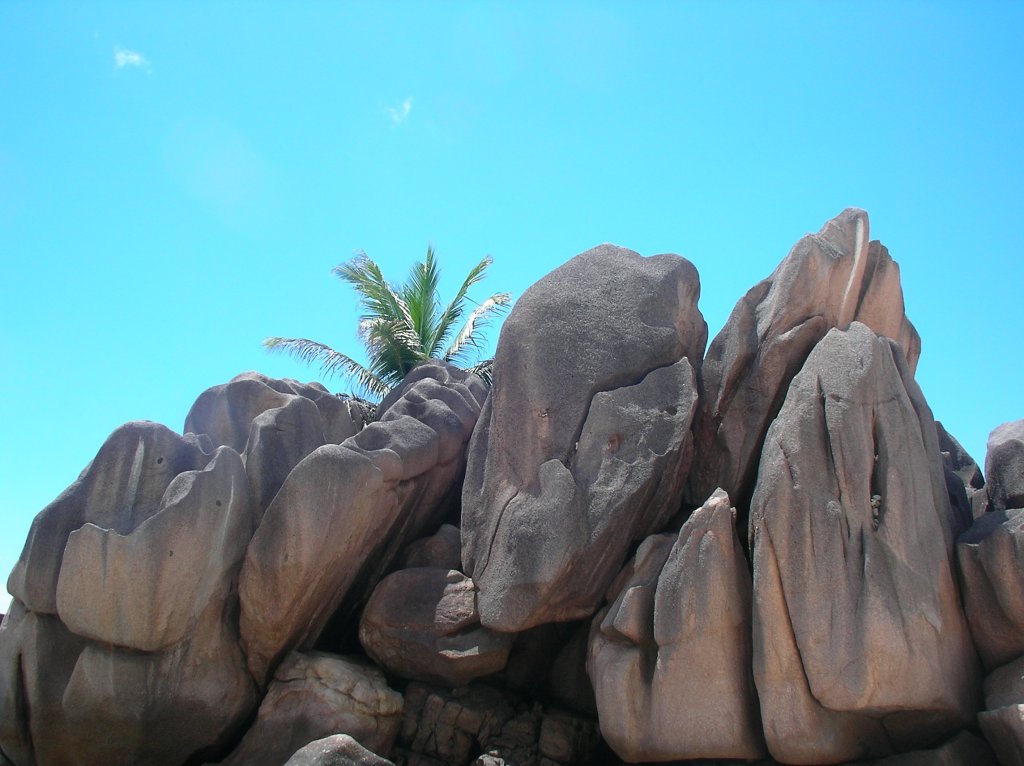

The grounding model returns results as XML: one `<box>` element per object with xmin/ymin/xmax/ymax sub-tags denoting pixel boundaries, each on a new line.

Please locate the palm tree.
<box><xmin>264</xmin><ymin>247</ymin><xmax>510</xmax><ymax>401</ymax></box>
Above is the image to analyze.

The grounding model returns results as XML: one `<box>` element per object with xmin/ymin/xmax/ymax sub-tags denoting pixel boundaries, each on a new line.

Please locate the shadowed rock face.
<box><xmin>462</xmin><ymin>244</ymin><xmax>707</xmax><ymax>633</ymax></box>
<box><xmin>239</xmin><ymin>362</ymin><xmax>487</xmax><ymax>685</ymax></box>
<box><xmin>587</xmin><ymin>489</ymin><xmax>765</xmax><ymax>762</ymax></box>
<box><xmin>359</xmin><ymin>567</ymin><xmax>513</xmax><ymax>687</ymax></box>
<box><xmin>687</xmin><ymin>208</ymin><xmax>921</xmax><ymax>515</ymax></box>
<box><xmin>957</xmin><ymin>508</ymin><xmax>1024</xmax><ymax>671</ymax></box>
<box><xmin>750</xmin><ymin>323</ymin><xmax>979</xmax><ymax>765</ymax></box>
<box><xmin>219</xmin><ymin>652</ymin><xmax>403</xmax><ymax>766</ymax></box>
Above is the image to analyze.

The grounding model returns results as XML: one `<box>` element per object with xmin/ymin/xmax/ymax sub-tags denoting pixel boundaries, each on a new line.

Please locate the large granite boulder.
<box><xmin>986</xmin><ymin>420</ymin><xmax>1024</xmax><ymax>513</ymax></box>
<box><xmin>239</xmin><ymin>362</ymin><xmax>486</xmax><ymax>684</ymax></box>
<box><xmin>587</xmin><ymin>489</ymin><xmax>764</xmax><ymax>761</ymax></box>
<box><xmin>219</xmin><ymin>652</ymin><xmax>403</xmax><ymax>766</ymax></box>
<box><xmin>977</xmin><ymin>654</ymin><xmax>1024</xmax><ymax>766</ymax></box>
<box><xmin>1</xmin><ymin>441</ymin><xmax>261</xmax><ymax>765</ymax></box>
<box><xmin>7</xmin><ymin>421</ymin><xmax>212</xmax><ymax>614</ymax></box>
<box><xmin>359</xmin><ymin>568</ymin><xmax>513</xmax><ymax>687</ymax></box>
<box><xmin>462</xmin><ymin>244</ymin><xmax>706</xmax><ymax>632</ymax></box>
<box><xmin>749</xmin><ymin>322</ymin><xmax>979</xmax><ymax>764</ymax></box>
<box><xmin>957</xmin><ymin>508</ymin><xmax>1024</xmax><ymax>671</ymax></box>
<box><xmin>687</xmin><ymin>208</ymin><xmax>921</xmax><ymax>514</ymax></box>
<box><xmin>184</xmin><ymin>371</ymin><xmax>369</xmax><ymax>452</ymax></box>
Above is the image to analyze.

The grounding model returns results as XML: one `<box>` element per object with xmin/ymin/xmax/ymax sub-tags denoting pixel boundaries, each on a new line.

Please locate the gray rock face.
<box><xmin>937</xmin><ymin>421</ymin><xmax>986</xmax><ymax>507</ymax></box>
<box><xmin>749</xmin><ymin>323</ymin><xmax>979</xmax><ymax>764</ymax></box>
<box><xmin>957</xmin><ymin>508</ymin><xmax>1024</xmax><ymax>670</ymax></box>
<box><xmin>463</xmin><ymin>245</ymin><xmax>705</xmax><ymax>632</ymax></box>
<box><xmin>688</xmin><ymin>208</ymin><xmax>921</xmax><ymax>513</ymax></box>
<box><xmin>184</xmin><ymin>371</ymin><xmax>368</xmax><ymax>453</ymax></box>
<box><xmin>587</xmin><ymin>490</ymin><xmax>764</xmax><ymax>762</ymax></box>
<box><xmin>979</xmin><ymin>705</ymin><xmax>1024</xmax><ymax>766</ymax></box>
<box><xmin>0</xmin><ymin>444</ymin><xmax>260</xmax><ymax>765</ymax></box>
<box><xmin>395</xmin><ymin>683</ymin><xmax>598</xmax><ymax>766</ymax></box>
<box><xmin>871</xmin><ymin>731</ymin><xmax>997</xmax><ymax>765</ymax></box>
<box><xmin>284</xmin><ymin>735</ymin><xmax>395</xmax><ymax>766</ymax></box>
<box><xmin>220</xmin><ymin>652</ymin><xmax>403</xmax><ymax>766</ymax></box>
<box><xmin>7</xmin><ymin>421</ymin><xmax>211</xmax><ymax>615</ymax></box>
<box><xmin>986</xmin><ymin>419</ymin><xmax>1024</xmax><ymax>513</ymax></box>
<box><xmin>359</xmin><ymin>568</ymin><xmax>513</xmax><ymax>687</ymax></box>
<box><xmin>398</xmin><ymin>524</ymin><xmax>462</xmax><ymax>571</ymax></box>
<box><xmin>239</xmin><ymin>362</ymin><xmax>486</xmax><ymax>684</ymax></box>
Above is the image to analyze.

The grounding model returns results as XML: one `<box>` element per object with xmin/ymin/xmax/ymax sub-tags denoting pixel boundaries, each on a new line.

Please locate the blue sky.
<box><xmin>2</xmin><ymin>2</ymin><xmax>1022</xmax><ymax>612</ymax></box>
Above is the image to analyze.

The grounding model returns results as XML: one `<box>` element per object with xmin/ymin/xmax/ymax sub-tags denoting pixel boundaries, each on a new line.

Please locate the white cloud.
<box><xmin>387</xmin><ymin>97</ymin><xmax>413</xmax><ymax>125</ymax></box>
<box><xmin>114</xmin><ymin>46</ymin><xmax>150</xmax><ymax>71</ymax></box>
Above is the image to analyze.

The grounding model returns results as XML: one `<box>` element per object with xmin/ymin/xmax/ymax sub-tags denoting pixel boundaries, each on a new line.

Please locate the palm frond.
<box><xmin>443</xmin><ymin>292</ymin><xmax>511</xmax><ymax>366</ymax></box>
<box><xmin>402</xmin><ymin>246</ymin><xmax>442</xmax><ymax>355</ymax></box>
<box><xmin>467</xmin><ymin>358</ymin><xmax>496</xmax><ymax>386</ymax></box>
<box><xmin>263</xmin><ymin>337</ymin><xmax>390</xmax><ymax>400</ymax></box>
<box><xmin>429</xmin><ymin>255</ymin><xmax>495</xmax><ymax>357</ymax></box>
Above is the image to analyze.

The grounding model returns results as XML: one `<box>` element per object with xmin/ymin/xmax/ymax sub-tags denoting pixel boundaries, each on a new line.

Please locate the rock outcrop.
<box><xmin>588</xmin><ymin>489</ymin><xmax>764</xmax><ymax>761</ymax></box>
<box><xmin>4</xmin><ymin>211</ymin><xmax>1020</xmax><ymax>766</ymax></box>
<box><xmin>239</xmin><ymin>362</ymin><xmax>486</xmax><ymax>684</ymax></box>
<box><xmin>986</xmin><ymin>419</ymin><xmax>1024</xmax><ymax>513</ymax></box>
<box><xmin>219</xmin><ymin>652</ymin><xmax>403</xmax><ymax>766</ymax></box>
<box><xmin>749</xmin><ymin>322</ymin><xmax>979</xmax><ymax>764</ymax></box>
<box><xmin>359</xmin><ymin>568</ymin><xmax>513</xmax><ymax>687</ymax></box>
<box><xmin>687</xmin><ymin>208</ymin><xmax>920</xmax><ymax>515</ymax></box>
<box><xmin>957</xmin><ymin>508</ymin><xmax>1024</xmax><ymax>671</ymax></box>
<box><xmin>462</xmin><ymin>244</ymin><xmax>706</xmax><ymax>632</ymax></box>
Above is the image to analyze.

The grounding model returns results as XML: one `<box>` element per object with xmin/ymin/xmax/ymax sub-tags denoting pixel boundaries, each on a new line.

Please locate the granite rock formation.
<box><xmin>749</xmin><ymin>322</ymin><xmax>979</xmax><ymax>764</ymax></box>
<box><xmin>462</xmin><ymin>244</ymin><xmax>706</xmax><ymax>632</ymax></box>
<box><xmin>3</xmin><ymin>210</ymin><xmax>1020</xmax><ymax>766</ymax></box>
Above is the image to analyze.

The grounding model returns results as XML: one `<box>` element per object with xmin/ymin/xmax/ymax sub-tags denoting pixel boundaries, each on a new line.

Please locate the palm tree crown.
<box><xmin>264</xmin><ymin>247</ymin><xmax>510</xmax><ymax>401</ymax></box>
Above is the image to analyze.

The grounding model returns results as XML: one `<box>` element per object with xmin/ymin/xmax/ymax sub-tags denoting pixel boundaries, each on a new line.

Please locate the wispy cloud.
<box><xmin>387</xmin><ymin>97</ymin><xmax>413</xmax><ymax>125</ymax></box>
<box><xmin>114</xmin><ymin>46</ymin><xmax>150</xmax><ymax>71</ymax></box>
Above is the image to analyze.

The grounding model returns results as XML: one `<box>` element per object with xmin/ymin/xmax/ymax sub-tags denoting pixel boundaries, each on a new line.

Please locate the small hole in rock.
<box><xmin>168</xmin><ymin>550</ymin><xmax>173</xmax><ymax>557</ymax></box>
<box><xmin>216</xmin><ymin>500</ymin><xmax>222</xmax><ymax>507</ymax></box>
<box><xmin>156</xmin><ymin>457</ymin><xmax>164</xmax><ymax>464</ymax></box>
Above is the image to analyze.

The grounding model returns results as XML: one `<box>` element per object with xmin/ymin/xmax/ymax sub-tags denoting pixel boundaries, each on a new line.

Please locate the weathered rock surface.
<box><xmin>8</xmin><ymin>420</ymin><xmax>211</xmax><ymax>614</ymax></box>
<box><xmin>55</xmin><ymin>447</ymin><xmax>254</xmax><ymax>651</ymax></box>
<box><xmin>359</xmin><ymin>568</ymin><xmax>513</xmax><ymax>687</ymax></box>
<box><xmin>0</xmin><ymin>601</ymin><xmax>87</xmax><ymax>765</ymax></box>
<box><xmin>871</xmin><ymin>731</ymin><xmax>997</xmax><ymax>765</ymax></box>
<box><xmin>2</xmin><ymin>431</ymin><xmax>260</xmax><ymax>765</ymax></box>
<box><xmin>399</xmin><ymin>524</ymin><xmax>462</xmax><ymax>571</ymax></box>
<box><xmin>463</xmin><ymin>244</ymin><xmax>705</xmax><ymax>633</ymax></box>
<box><xmin>239</xmin><ymin>362</ymin><xmax>486</xmax><ymax>684</ymax></box>
<box><xmin>395</xmin><ymin>683</ymin><xmax>598</xmax><ymax>766</ymax></box>
<box><xmin>284</xmin><ymin>735</ymin><xmax>396</xmax><ymax>766</ymax></box>
<box><xmin>220</xmin><ymin>652</ymin><xmax>403</xmax><ymax>766</ymax></box>
<box><xmin>979</xmin><ymin>704</ymin><xmax>1024</xmax><ymax>766</ymax></box>
<box><xmin>986</xmin><ymin>419</ymin><xmax>1024</xmax><ymax>513</ymax></box>
<box><xmin>749</xmin><ymin>322</ymin><xmax>979</xmax><ymax>764</ymax></box>
<box><xmin>957</xmin><ymin>508</ymin><xmax>1024</xmax><ymax>671</ymax></box>
<box><xmin>688</xmin><ymin>208</ymin><xmax>921</xmax><ymax>513</ymax></box>
<box><xmin>184</xmin><ymin>371</ymin><xmax>368</xmax><ymax>453</ymax></box>
<box><xmin>588</xmin><ymin>489</ymin><xmax>764</xmax><ymax>761</ymax></box>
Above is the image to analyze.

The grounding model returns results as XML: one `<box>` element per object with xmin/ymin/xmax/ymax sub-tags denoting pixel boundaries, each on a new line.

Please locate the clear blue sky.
<box><xmin>2</xmin><ymin>2</ymin><xmax>1022</xmax><ymax>612</ymax></box>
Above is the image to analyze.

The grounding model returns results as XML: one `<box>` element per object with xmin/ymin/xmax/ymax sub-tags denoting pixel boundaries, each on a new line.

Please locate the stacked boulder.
<box><xmin>2</xmin><ymin>210</ymin><xmax>1020</xmax><ymax>766</ymax></box>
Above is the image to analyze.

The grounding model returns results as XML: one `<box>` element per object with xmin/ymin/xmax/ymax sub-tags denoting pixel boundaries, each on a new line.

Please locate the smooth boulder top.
<box><xmin>472</xmin><ymin>243</ymin><xmax>706</xmax><ymax>497</ymax></box>
<box><xmin>986</xmin><ymin>419</ymin><xmax>1024</xmax><ymax>512</ymax></box>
